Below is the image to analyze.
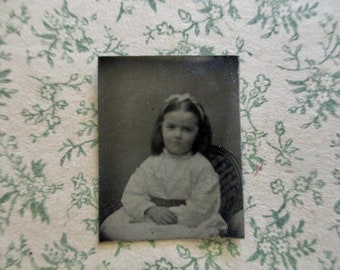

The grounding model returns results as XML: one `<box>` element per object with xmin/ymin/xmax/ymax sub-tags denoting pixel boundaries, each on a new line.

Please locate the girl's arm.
<box><xmin>170</xmin><ymin>164</ymin><xmax>221</xmax><ymax>227</ymax></box>
<box><xmin>121</xmin><ymin>166</ymin><xmax>156</xmax><ymax>222</ymax></box>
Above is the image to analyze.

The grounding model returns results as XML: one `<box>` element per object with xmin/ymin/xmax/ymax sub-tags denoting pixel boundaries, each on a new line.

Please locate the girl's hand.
<box><xmin>145</xmin><ymin>206</ymin><xmax>177</xmax><ymax>225</ymax></box>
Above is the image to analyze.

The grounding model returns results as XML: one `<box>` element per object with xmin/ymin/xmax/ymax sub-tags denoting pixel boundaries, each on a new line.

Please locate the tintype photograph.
<box><xmin>98</xmin><ymin>56</ymin><xmax>244</xmax><ymax>241</ymax></box>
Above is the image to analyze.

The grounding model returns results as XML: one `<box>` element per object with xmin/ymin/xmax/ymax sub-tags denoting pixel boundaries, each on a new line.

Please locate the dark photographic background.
<box><xmin>98</xmin><ymin>56</ymin><xmax>240</xmax><ymax>223</ymax></box>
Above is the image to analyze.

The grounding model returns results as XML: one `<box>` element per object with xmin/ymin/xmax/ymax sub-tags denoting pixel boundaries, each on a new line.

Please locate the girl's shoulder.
<box><xmin>139</xmin><ymin>155</ymin><xmax>158</xmax><ymax>166</ymax></box>
<box><xmin>139</xmin><ymin>152</ymin><xmax>211</xmax><ymax>167</ymax></box>
<box><xmin>190</xmin><ymin>152</ymin><xmax>219</xmax><ymax>178</ymax></box>
<box><xmin>192</xmin><ymin>152</ymin><xmax>210</xmax><ymax>163</ymax></box>
<box><xmin>138</xmin><ymin>154</ymin><xmax>166</xmax><ymax>168</ymax></box>
<box><xmin>191</xmin><ymin>152</ymin><xmax>215</xmax><ymax>168</ymax></box>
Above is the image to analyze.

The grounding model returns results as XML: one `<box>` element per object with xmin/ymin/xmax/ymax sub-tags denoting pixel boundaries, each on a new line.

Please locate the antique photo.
<box><xmin>98</xmin><ymin>56</ymin><xmax>243</xmax><ymax>241</ymax></box>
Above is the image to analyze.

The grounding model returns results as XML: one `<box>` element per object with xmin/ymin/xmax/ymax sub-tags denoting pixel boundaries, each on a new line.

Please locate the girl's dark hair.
<box><xmin>151</xmin><ymin>94</ymin><xmax>212</xmax><ymax>155</ymax></box>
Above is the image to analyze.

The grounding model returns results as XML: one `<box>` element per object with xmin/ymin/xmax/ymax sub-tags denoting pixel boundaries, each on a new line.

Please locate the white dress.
<box><xmin>100</xmin><ymin>150</ymin><xmax>227</xmax><ymax>241</ymax></box>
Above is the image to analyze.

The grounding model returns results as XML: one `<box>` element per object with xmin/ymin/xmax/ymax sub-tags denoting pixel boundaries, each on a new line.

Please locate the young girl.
<box><xmin>100</xmin><ymin>93</ymin><xmax>227</xmax><ymax>240</ymax></box>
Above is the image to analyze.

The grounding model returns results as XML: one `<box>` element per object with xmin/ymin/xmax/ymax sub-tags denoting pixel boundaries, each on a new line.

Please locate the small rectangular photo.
<box><xmin>98</xmin><ymin>56</ymin><xmax>244</xmax><ymax>241</ymax></box>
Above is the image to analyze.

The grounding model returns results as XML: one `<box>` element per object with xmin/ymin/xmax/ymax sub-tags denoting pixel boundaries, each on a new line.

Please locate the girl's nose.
<box><xmin>174</xmin><ymin>128</ymin><xmax>182</xmax><ymax>138</ymax></box>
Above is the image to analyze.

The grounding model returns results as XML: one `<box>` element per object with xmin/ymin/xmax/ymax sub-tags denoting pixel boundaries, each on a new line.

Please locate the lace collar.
<box><xmin>162</xmin><ymin>148</ymin><xmax>193</xmax><ymax>159</ymax></box>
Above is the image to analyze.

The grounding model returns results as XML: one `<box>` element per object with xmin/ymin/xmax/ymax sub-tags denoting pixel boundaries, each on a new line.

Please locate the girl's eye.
<box><xmin>166</xmin><ymin>125</ymin><xmax>175</xmax><ymax>130</ymax></box>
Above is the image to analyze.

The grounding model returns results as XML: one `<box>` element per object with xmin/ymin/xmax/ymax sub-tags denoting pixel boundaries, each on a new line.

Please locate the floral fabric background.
<box><xmin>0</xmin><ymin>0</ymin><xmax>339</xmax><ymax>269</ymax></box>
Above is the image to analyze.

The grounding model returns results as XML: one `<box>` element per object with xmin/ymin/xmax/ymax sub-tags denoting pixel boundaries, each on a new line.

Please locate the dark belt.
<box><xmin>151</xmin><ymin>196</ymin><xmax>186</xmax><ymax>207</ymax></box>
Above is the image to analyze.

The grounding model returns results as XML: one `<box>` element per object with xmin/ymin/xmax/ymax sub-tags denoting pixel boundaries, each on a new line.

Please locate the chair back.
<box><xmin>204</xmin><ymin>145</ymin><xmax>243</xmax><ymax>223</ymax></box>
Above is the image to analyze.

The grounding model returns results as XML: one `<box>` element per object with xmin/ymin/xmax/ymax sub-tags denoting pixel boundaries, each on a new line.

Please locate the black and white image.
<box><xmin>98</xmin><ymin>56</ymin><xmax>243</xmax><ymax>241</ymax></box>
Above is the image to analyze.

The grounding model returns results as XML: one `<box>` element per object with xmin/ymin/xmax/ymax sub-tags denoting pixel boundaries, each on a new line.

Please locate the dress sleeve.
<box><xmin>121</xmin><ymin>160</ymin><xmax>156</xmax><ymax>221</ymax></box>
<box><xmin>170</xmin><ymin>162</ymin><xmax>221</xmax><ymax>227</ymax></box>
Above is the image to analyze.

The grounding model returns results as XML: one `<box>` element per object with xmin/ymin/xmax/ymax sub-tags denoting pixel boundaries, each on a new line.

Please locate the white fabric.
<box><xmin>101</xmin><ymin>151</ymin><xmax>227</xmax><ymax>240</ymax></box>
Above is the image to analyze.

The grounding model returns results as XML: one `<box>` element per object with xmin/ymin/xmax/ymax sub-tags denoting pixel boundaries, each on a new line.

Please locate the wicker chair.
<box><xmin>204</xmin><ymin>145</ymin><xmax>244</xmax><ymax>238</ymax></box>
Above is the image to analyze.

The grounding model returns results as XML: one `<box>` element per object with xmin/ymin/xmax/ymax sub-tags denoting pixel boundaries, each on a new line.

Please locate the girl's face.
<box><xmin>161</xmin><ymin>110</ymin><xmax>199</xmax><ymax>156</ymax></box>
